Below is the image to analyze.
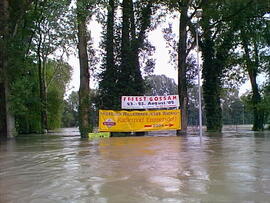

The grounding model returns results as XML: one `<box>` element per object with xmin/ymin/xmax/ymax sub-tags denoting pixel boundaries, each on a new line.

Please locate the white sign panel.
<box><xmin>121</xmin><ymin>95</ymin><xmax>179</xmax><ymax>109</ymax></box>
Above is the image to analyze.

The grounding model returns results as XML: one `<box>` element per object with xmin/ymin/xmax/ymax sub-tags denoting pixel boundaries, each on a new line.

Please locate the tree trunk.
<box><xmin>200</xmin><ymin>4</ymin><xmax>237</xmax><ymax>133</ymax></box>
<box><xmin>5</xmin><ymin>81</ymin><xmax>16</xmax><ymax>137</ymax></box>
<box><xmin>0</xmin><ymin>0</ymin><xmax>7</xmax><ymax>139</ymax></box>
<box><xmin>77</xmin><ymin>0</ymin><xmax>91</xmax><ymax>138</ymax></box>
<box><xmin>42</xmin><ymin>59</ymin><xmax>48</xmax><ymax>131</ymax></box>
<box><xmin>37</xmin><ymin>31</ymin><xmax>46</xmax><ymax>132</ymax></box>
<box><xmin>177</xmin><ymin>1</ymin><xmax>189</xmax><ymax>135</ymax></box>
<box><xmin>0</xmin><ymin>83</ymin><xmax>7</xmax><ymax>139</ymax></box>
<box><xmin>0</xmin><ymin>0</ymin><xmax>16</xmax><ymax>139</ymax></box>
<box><xmin>241</xmin><ymin>30</ymin><xmax>264</xmax><ymax>131</ymax></box>
<box><xmin>201</xmin><ymin>26</ymin><xmax>223</xmax><ymax>132</ymax></box>
<box><xmin>202</xmin><ymin>30</ymin><xmax>234</xmax><ymax>133</ymax></box>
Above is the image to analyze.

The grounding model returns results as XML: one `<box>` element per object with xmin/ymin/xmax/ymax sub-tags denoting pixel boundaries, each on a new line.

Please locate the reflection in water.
<box><xmin>1</xmin><ymin>131</ymin><xmax>270</xmax><ymax>202</ymax></box>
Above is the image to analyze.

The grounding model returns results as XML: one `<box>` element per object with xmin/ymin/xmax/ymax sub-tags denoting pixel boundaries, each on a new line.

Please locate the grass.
<box><xmin>88</xmin><ymin>132</ymin><xmax>110</xmax><ymax>139</ymax></box>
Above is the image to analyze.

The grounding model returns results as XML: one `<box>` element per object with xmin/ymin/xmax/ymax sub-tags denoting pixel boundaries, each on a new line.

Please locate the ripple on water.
<box><xmin>149</xmin><ymin>176</ymin><xmax>182</xmax><ymax>192</ymax></box>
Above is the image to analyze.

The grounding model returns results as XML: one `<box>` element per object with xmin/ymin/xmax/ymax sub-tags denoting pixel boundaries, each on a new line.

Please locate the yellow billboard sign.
<box><xmin>99</xmin><ymin>109</ymin><xmax>181</xmax><ymax>132</ymax></box>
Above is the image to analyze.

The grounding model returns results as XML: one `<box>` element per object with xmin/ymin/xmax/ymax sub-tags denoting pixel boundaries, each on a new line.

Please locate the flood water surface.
<box><xmin>1</xmin><ymin>129</ymin><xmax>270</xmax><ymax>202</ymax></box>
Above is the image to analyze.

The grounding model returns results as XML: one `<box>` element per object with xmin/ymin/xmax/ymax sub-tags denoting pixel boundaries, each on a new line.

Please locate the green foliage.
<box><xmin>89</xmin><ymin>89</ymin><xmax>99</xmax><ymax>128</ymax></box>
<box><xmin>9</xmin><ymin>59</ymin><xmax>72</xmax><ymax>133</ymax></box>
<box><xmin>234</xmin><ymin>0</ymin><xmax>269</xmax><ymax>131</ymax></box>
<box><xmin>98</xmin><ymin>0</ymin><xmax>120</xmax><ymax>110</ymax></box>
<box><xmin>240</xmin><ymin>86</ymin><xmax>270</xmax><ymax>129</ymax></box>
<box><xmin>46</xmin><ymin>61</ymin><xmax>72</xmax><ymax>130</ymax></box>
<box><xmin>98</xmin><ymin>0</ymin><xmax>154</xmax><ymax>110</ymax></box>
<box><xmin>187</xmin><ymin>86</ymin><xmax>206</xmax><ymax>126</ymax></box>
<box><xmin>187</xmin><ymin>86</ymin><xmax>254</xmax><ymax>126</ymax></box>
<box><xmin>261</xmin><ymin>84</ymin><xmax>270</xmax><ymax>127</ymax></box>
<box><xmin>47</xmin><ymin>88</ymin><xmax>63</xmax><ymax>129</ymax></box>
<box><xmin>3</xmin><ymin>0</ymin><xmax>74</xmax><ymax>134</ymax></box>
<box><xmin>31</xmin><ymin>0</ymin><xmax>75</xmax><ymax>57</ymax></box>
<box><xmin>62</xmin><ymin>91</ymin><xmax>79</xmax><ymax>127</ymax></box>
<box><xmin>201</xmin><ymin>36</ymin><xmax>223</xmax><ymax>132</ymax></box>
<box><xmin>200</xmin><ymin>0</ymin><xmax>253</xmax><ymax>132</ymax></box>
<box><xmin>144</xmin><ymin>74</ymin><xmax>177</xmax><ymax>96</ymax></box>
<box><xmin>221</xmin><ymin>88</ymin><xmax>252</xmax><ymax>125</ymax></box>
<box><xmin>9</xmin><ymin>60</ymin><xmax>42</xmax><ymax>133</ymax></box>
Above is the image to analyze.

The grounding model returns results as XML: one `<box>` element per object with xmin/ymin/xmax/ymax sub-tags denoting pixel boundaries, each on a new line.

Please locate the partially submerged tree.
<box><xmin>32</xmin><ymin>0</ymin><xmax>74</xmax><ymax>131</ymax></box>
<box><xmin>237</xmin><ymin>1</ymin><xmax>269</xmax><ymax>131</ymax></box>
<box><xmin>161</xmin><ymin>0</ymin><xmax>199</xmax><ymax>134</ymax></box>
<box><xmin>0</xmin><ymin>0</ymin><xmax>9</xmax><ymax>139</ymax></box>
<box><xmin>77</xmin><ymin>0</ymin><xmax>92</xmax><ymax>137</ymax></box>
<box><xmin>200</xmin><ymin>0</ymin><xmax>249</xmax><ymax>132</ymax></box>
<box><xmin>0</xmin><ymin>0</ymin><xmax>33</xmax><ymax>138</ymax></box>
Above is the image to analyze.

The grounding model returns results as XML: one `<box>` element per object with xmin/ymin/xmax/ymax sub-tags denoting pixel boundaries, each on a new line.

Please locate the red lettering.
<box><xmin>154</xmin><ymin>97</ymin><xmax>158</xmax><ymax>101</ymax></box>
<box><xmin>172</xmin><ymin>95</ymin><xmax>177</xmax><ymax>100</ymax></box>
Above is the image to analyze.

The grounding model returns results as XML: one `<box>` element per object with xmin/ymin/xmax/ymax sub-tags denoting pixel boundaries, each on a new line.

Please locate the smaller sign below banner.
<box><xmin>121</xmin><ymin>95</ymin><xmax>179</xmax><ymax>109</ymax></box>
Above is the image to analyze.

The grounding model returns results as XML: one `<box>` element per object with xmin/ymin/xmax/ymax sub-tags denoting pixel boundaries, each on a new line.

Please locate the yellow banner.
<box><xmin>99</xmin><ymin>109</ymin><xmax>181</xmax><ymax>132</ymax></box>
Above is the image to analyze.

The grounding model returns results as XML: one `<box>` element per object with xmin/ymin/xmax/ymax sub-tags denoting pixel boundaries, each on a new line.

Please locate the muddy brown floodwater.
<box><xmin>1</xmin><ymin>127</ymin><xmax>270</xmax><ymax>202</ymax></box>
